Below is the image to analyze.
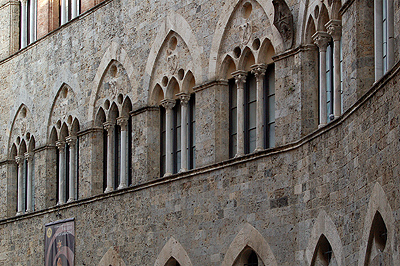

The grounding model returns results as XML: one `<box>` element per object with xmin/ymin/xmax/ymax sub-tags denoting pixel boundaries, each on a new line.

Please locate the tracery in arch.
<box><xmin>8</xmin><ymin>104</ymin><xmax>36</xmax><ymax>215</ymax></box>
<box><xmin>216</xmin><ymin>0</ymin><xmax>276</xmax><ymax>80</ymax></box>
<box><xmin>98</xmin><ymin>246</ymin><xmax>126</xmax><ymax>266</ymax></box>
<box><xmin>154</xmin><ymin>237</ymin><xmax>193</xmax><ymax>266</ymax></box>
<box><xmin>48</xmin><ymin>84</ymin><xmax>81</xmax><ymax>205</ymax></box>
<box><xmin>94</xmin><ymin>92</ymin><xmax>133</xmax><ymax>193</ymax></box>
<box><xmin>358</xmin><ymin>183</ymin><xmax>397</xmax><ymax>266</ymax></box>
<box><xmin>221</xmin><ymin>223</ymin><xmax>277</xmax><ymax>266</ymax></box>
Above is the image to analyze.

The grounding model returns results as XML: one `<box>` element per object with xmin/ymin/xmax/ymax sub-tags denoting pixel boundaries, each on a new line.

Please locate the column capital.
<box><xmin>15</xmin><ymin>155</ymin><xmax>24</xmax><ymax>165</ymax></box>
<box><xmin>66</xmin><ymin>135</ymin><xmax>77</xmax><ymax>147</ymax></box>
<box><xmin>326</xmin><ymin>20</ymin><xmax>342</xmax><ymax>41</ymax></box>
<box><xmin>232</xmin><ymin>70</ymin><xmax>247</xmax><ymax>88</ymax></box>
<box><xmin>312</xmin><ymin>31</ymin><xmax>331</xmax><ymax>52</ymax></box>
<box><xmin>250</xmin><ymin>64</ymin><xmax>267</xmax><ymax>80</ymax></box>
<box><xmin>103</xmin><ymin>121</ymin><xmax>115</xmax><ymax>132</ymax></box>
<box><xmin>117</xmin><ymin>116</ymin><xmax>129</xmax><ymax>131</ymax></box>
<box><xmin>56</xmin><ymin>141</ymin><xmax>65</xmax><ymax>151</ymax></box>
<box><xmin>20</xmin><ymin>0</ymin><xmax>27</xmax><ymax>3</ymax></box>
<box><xmin>24</xmin><ymin>152</ymin><xmax>34</xmax><ymax>161</ymax></box>
<box><xmin>160</xmin><ymin>99</ymin><xmax>176</xmax><ymax>110</ymax></box>
<box><xmin>176</xmin><ymin>92</ymin><xmax>191</xmax><ymax>106</ymax></box>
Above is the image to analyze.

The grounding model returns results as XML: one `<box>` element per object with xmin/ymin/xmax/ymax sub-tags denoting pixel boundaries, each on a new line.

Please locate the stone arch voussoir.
<box><xmin>154</xmin><ymin>237</ymin><xmax>193</xmax><ymax>266</ymax></box>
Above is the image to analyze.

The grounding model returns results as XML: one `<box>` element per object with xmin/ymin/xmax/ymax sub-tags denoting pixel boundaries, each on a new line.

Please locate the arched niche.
<box><xmin>154</xmin><ymin>237</ymin><xmax>193</xmax><ymax>266</ymax></box>
<box><xmin>357</xmin><ymin>183</ymin><xmax>398</xmax><ymax>266</ymax></box>
<box><xmin>305</xmin><ymin>211</ymin><xmax>344</xmax><ymax>266</ymax></box>
<box><xmin>221</xmin><ymin>223</ymin><xmax>277</xmax><ymax>266</ymax></box>
<box><xmin>98</xmin><ymin>246</ymin><xmax>126</xmax><ymax>266</ymax></box>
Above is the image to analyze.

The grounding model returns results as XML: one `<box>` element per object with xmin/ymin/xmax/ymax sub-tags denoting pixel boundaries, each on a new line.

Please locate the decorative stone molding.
<box><xmin>232</xmin><ymin>70</ymin><xmax>247</xmax><ymax>88</ymax></box>
<box><xmin>15</xmin><ymin>155</ymin><xmax>24</xmax><ymax>165</ymax></box>
<box><xmin>272</xmin><ymin>0</ymin><xmax>294</xmax><ymax>50</ymax></box>
<box><xmin>250</xmin><ymin>64</ymin><xmax>267</xmax><ymax>80</ymax></box>
<box><xmin>103</xmin><ymin>122</ymin><xmax>115</xmax><ymax>134</ymax></box>
<box><xmin>24</xmin><ymin>152</ymin><xmax>33</xmax><ymax>161</ymax></box>
<box><xmin>326</xmin><ymin>20</ymin><xmax>342</xmax><ymax>41</ymax></box>
<box><xmin>55</xmin><ymin>141</ymin><xmax>65</xmax><ymax>151</ymax></box>
<box><xmin>65</xmin><ymin>135</ymin><xmax>77</xmax><ymax>147</ymax></box>
<box><xmin>160</xmin><ymin>99</ymin><xmax>176</xmax><ymax>110</ymax></box>
<box><xmin>312</xmin><ymin>31</ymin><xmax>331</xmax><ymax>52</ymax></box>
<box><xmin>116</xmin><ymin>116</ymin><xmax>129</xmax><ymax>131</ymax></box>
<box><xmin>176</xmin><ymin>92</ymin><xmax>190</xmax><ymax>106</ymax></box>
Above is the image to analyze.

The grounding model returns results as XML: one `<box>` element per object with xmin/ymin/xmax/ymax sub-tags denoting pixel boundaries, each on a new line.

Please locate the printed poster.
<box><xmin>44</xmin><ymin>218</ymin><xmax>75</xmax><ymax>266</ymax></box>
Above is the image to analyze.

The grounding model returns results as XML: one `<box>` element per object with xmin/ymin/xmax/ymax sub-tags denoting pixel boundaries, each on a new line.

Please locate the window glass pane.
<box><xmin>249</xmin><ymin>129</ymin><xmax>256</xmax><ymax>152</ymax></box>
<box><xmin>269</xmin><ymin>122</ymin><xmax>275</xmax><ymax>147</ymax></box>
<box><xmin>249</xmin><ymin>76</ymin><xmax>256</xmax><ymax>101</ymax></box>
<box><xmin>268</xmin><ymin>96</ymin><xmax>275</xmax><ymax>123</ymax></box>
<box><xmin>249</xmin><ymin>102</ymin><xmax>256</xmax><ymax>128</ymax></box>
<box><xmin>231</xmin><ymin>108</ymin><xmax>237</xmax><ymax>134</ymax></box>
<box><xmin>232</xmin><ymin>134</ymin><xmax>237</xmax><ymax>155</ymax></box>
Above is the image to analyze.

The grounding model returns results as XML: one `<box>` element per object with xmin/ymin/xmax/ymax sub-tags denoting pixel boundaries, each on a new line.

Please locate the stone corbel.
<box><xmin>272</xmin><ymin>0</ymin><xmax>294</xmax><ymax>50</ymax></box>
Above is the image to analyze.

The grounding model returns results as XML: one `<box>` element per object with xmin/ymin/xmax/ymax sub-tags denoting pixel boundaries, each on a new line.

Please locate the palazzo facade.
<box><xmin>0</xmin><ymin>0</ymin><xmax>399</xmax><ymax>265</ymax></box>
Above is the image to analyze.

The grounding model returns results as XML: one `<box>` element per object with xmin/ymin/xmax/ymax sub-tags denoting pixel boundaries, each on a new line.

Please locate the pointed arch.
<box><xmin>182</xmin><ymin>71</ymin><xmax>195</xmax><ymax>94</ymax></box>
<box><xmin>317</xmin><ymin>4</ymin><xmax>330</xmax><ymax>31</ymax></box>
<box><xmin>108</xmin><ymin>102</ymin><xmax>119</xmax><ymax>122</ymax></box>
<box><xmin>154</xmin><ymin>237</ymin><xmax>193</xmax><ymax>266</ymax></box>
<box><xmin>330</xmin><ymin>0</ymin><xmax>342</xmax><ymax>20</ymax></box>
<box><xmin>208</xmin><ymin>0</ymin><xmax>284</xmax><ymax>80</ymax></box>
<box><xmin>89</xmin><ymin>41</ymin><xmax>137</xmax><ymax>121</ymax></box>
<box><xmin>28</xmin><ymin>136</ymin><xmax>35</xmax><ymax>152</ymax></box>
<box><xmin>166</xmin><ymin>77</ymin><xmax>180</xmax><ymax>99</ymax></box>
<box><xmin>18</xmin><ymin>140</ymin><xmax>27</xmax><ymax>155</ymax></box>
<box><xmin>305</xmin><ymin>210</ymin><xmax>344</xmax><ymax>266</ymax></box>
<box><xmin>305</xmin><ymin>15</ymin><xmax>317</xmax><ymax>45</ymax></box>
<box><xmin>221</xmin><ymin>54</ymin><xmax>237</xmax><ymax>80</ymax></box>
<box><xmin>357</xmin><ymin>183</ymin><xmax>398</xmax><ymax>266</ymax></box>
<box><xmin>221</xmin><ymin>223</ymin><xmax>277</xmax><ymax>266</ymax></box>
<box><xmin>95</xmin><ymin>107</ymin><xmax>106</xmax><ymax>127</ymax></box>
<box><xmin>144</xmin><ymin>11</ymin><xmax>203</xmax><ymax>92</ymax></box>
<box><xmin>257</xmin><ymin>38</ymin><xmax>275</xmax><ymax>65</ymax></box>
<box><xmin>71</xmin><ymin>118</ymin><xmax>80</xmax><ymax>135</ymax></box>
<box><xmin>49</xmin><ymin>127</ymin><xmax>58</xmax><ymax>145</ymax></box>
<box><xmin>98</xmin><ymin>246</ymin><xmax>126</xmax><ymax>266</ymax></box>
<box><xmin>150</xmin><ymin>84</ymin><xmax>165</xmax><ymax>106</ymax></box>
<box><xmin>239</xmin><ymin>47</ymin><xmax>256</xmax><ymax>71</ymax></box>
<box><xmin>8</xmin><ymin>103</ymin><xmax>31</xmax><ymax>156</ymax></box>
<box><xmin>121</xmin><ymin>97</ymin><xmax>132</xmax><ymax>117</ymax></box>
<box><xmin>59</xmin><ymin>123</ymin><xmax>69</xmax><ymax>141</ymax></box>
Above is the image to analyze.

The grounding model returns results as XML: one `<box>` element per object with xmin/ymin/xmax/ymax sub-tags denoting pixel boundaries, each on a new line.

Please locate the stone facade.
<box><xmin>0</xmin><ymin>0</ymin><xmax>399</xmax><ymax>265</ymax></box>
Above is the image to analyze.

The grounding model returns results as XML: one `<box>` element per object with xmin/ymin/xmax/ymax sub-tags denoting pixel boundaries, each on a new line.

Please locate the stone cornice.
<box><xmin>193</xmin><ymin>80</ymin><xmax>229</xmax><ymax>93</ymax></box>
<box><xmin>0</xmin><ymin>0</ymin><xmax>20</xmax><ymax>10</ymax></box>
<box><xmin>272</xmin><ymin>45</ymin><xmax>317</xmax><ymax>62</ymax></box>
<box><xmin>130</xmin><ymin>106</ymin><xmax>159</xmax><ymax>117</ymax></box>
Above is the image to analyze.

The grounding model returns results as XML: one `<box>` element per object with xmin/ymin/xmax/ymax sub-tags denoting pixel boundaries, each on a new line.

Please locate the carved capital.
<box><xmin>176</xmin><ymin>92</ymin><xmax>191</xmax><ymax>106</ymax></box>
<box><xmin>326</xmin><ymin>20</ymin><xmax>342</xmax><ymax>41</ymax></box>
<box><xmin>160</xmin><ymin>99</ymin><xmax>176</xmax><ymax>110</ymax></box>
<box><xmin>232</xmin><ymin>70</ymin><xmax>247</xmax><ymax>89</ymax></box>
<box><xmin>24</xmin><ymin>152</ymin><xmax>33</xmax><ymax>161</ymax></box>
<box><xmin>66</xmin><ymin>135</ymin><xmax>77</xmax><ymax>147</ymax></box>
<box><xmin>251</xmin><ymin>64</ymin><xmax>267</xmax><ymax>81</ymax></box>
<box><xmin>117</xmin><ymin>116</ymin><xmax>129</xmax><ymax>131</ymax></box>
<box><xmin>15</xmin><ymin>155</ymin><xmax>24</xmax><ymax>165</ymax></box>
<box><xmin>103</xmin><ymin>121</ymin><xmax>115</xmax><ymax>134</ymax></box>
<box><xmin>55</xmin><ymin>141</ymin><xmax>65</xmax><ymax>151</ymax></box>
<box><xmin>312</xmin><ymin>31</ymin><xmax>331</xmax><ymax>52</ymax></box>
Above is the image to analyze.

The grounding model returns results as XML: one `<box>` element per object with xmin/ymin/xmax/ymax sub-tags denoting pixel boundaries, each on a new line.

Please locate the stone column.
<box><xmin>20</xmin><ymin>0</ymin><xmax>28</xmax><ymax>48</ymax></box>
<box><xmin>56</xmin><ymin>141</ymin><xmax>66</xmax><ymax>204</ymax></box>
<box><xmin>66</xmin><ymin>136</ymin><xmax>77</xmax><ymax>202</ymax></box>
<box><xmin>29</xmin><ymin>0</ymin><xmax>36</xmax><ymax>42</ymax></box>
<box><xmin>103</xmin><ymin>122</ymin><xmax>114</xmax><ymax>192</ymax></box>
<box><xmin>71</xmin><ymin>0</ymin><xmax>78</xmax><ymax>19</ymax></box>
<box><xmin>327</xmin><ymin>20</ymin><xmax>342</xmax><ymax>119</ymax></box>
<box><xmin>251</xmin><ymin>64</ymin><xmax>267</xmax><ymax>151</ymax></box>
<box><xmin>232</xmin><ymin>70</ymin><xmax>247</xmax><ymax>157</ymax></box>
<box><xmin>24</xmin><ymin>152</ymin><xmax>33</xmax><ymax>212</ymax></box>
<box><xmin>15</xmin><ymin>155</ymin><xmax>24</xmax><ymax>215</ymax></box>
<box><xmin>313</xmin><ymin>31</ymin><xmax>331</xmax><ymax>126</ymax></box>
<box><xmin>374</xmin><ymin>0</ymin><xmax>383</xmax><ymax>80</ymax></box>
<box><xmin>177</xmin><ymin>93</ymin><xmax>190</xmax><ymax>172</ymax></box>
<box><xmin>60</xmin><ymin>0</ymin><xmax>67</xmax><ymax>24</ymax></box>
<box><xmin>161</xmin><ymin>99</ymin><xmax>176</xmax><ymax>176</ymax></box>
<box><xmin>117</xmin><ymin>117</ymin><xmax>128</xmax><ymax>189</ymax></box>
